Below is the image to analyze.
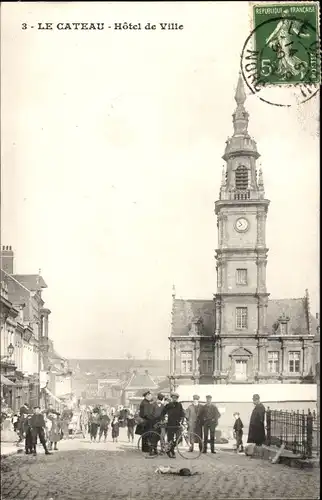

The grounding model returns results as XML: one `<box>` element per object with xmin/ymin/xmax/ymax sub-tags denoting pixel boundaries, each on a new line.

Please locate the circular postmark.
<box><xmin>241</xmin><ymin>13</ymin><xmax>320</xmax><ymax>107</ymax></box>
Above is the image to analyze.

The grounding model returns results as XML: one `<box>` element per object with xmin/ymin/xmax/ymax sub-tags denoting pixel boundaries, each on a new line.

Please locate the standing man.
<box><xmin>201</xmin><ymin>395</ymin><xmax>221</xmax><ymax>454</ymax></box>
<box><xmin>17</xmin><ymin>403</ymin><xmax>29</xmax><ymax>443</ymax></box>
<box><xmin>161</xmin><ymin>392</ymin><xmax>185</xmax><ymax>458</ymax></box>
<box><xmin>150</xmin><ymin>393</ymin><xmax>165</xmax><ymax>455</ymax></box>
<box><xmin>24</xmin><ymin>413</ymin><xmax>33</xmax><ymax>455</ymax></box>
<box><xmin>30</xmin><ymin>406</ymin><xmax>52</xmax><ymax>456</ymax></box>
<box><xmin>247</xmin><ymin>394</ymin><xmax>266</xmax><ymax>446</ymax></box>
<box><xmin>135</xmin><ymin>390</ymin><xmax>154</xmax><ymax>452</ymax></box>
<box><xmin>98</xmin><ymin>409</ymin><xmax>110</xmax><ymax>443</ymax></box>
<box><xmin>185</xmin><ymin>394</ymin><xmax>203</xmax><ymax>453</ymax></box>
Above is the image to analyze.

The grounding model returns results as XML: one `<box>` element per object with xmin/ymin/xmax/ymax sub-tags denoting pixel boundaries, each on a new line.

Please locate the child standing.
<box><xmin>111</xmin><ymin>416</ymin><xmax>119</xmax><ymax>443</ymax></box>
<box><xmin>126</xmin><ymin>412</ymin><xmax>136</xmax><ymax>443</ymax></box>
<box><xmin>233</xmin><ymin>412</ymin><xmax>244</xmax><ymax>453</ymax></box>
<box><xmin>47</xmin><ymin>412</ymin><xmax>62</xmax><ymax>451</ymax></box>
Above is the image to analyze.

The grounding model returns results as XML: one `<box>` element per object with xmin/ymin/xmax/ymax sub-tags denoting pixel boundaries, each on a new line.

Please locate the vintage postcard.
<box><xmin>0</xmin><ymin>2</ymin><xmax>320</xmax><ymax>499</ymax></box>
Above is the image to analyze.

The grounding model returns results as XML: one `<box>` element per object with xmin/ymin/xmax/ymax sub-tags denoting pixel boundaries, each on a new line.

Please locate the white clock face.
<box><xmin>235</xmin><ymin>217</ymin><xmax>249</xmax><ymax>232</ymax></box>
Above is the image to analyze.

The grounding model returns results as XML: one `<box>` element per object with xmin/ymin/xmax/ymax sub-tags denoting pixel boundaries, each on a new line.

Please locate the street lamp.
<box><xmin>7</xmin><ymin>343</ymin><xmax>14</xmax><ymax>358</ymax></box>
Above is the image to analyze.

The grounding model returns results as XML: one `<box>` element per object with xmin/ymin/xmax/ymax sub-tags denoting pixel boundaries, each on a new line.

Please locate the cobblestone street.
<box><xmin>1</xmin><ymin>429</ymin><xmax>320</xmax><ymax>500</ymax></box>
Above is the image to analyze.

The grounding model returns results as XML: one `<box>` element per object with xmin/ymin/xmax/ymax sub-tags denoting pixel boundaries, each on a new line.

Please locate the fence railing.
<box><xmin>266</xmin><ymin>408</ymin><xmax>320</xmax><ymax>459</ymax></box>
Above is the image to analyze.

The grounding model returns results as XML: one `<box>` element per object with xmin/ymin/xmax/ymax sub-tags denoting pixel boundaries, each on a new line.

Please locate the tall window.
<box><xmin>268</xmin><ymin>351</ymin><xmax>279</xmax><ymax>373</ymax></box>
<box><xmin>235</xmin><ymin>165</ymin><xmax>248</xmax><ymax>190</ymax></box>
<box><xmin>236</xmin><ymin>307</ymin><xmax>248</xmax><ymax>329</ymax></box>
<box><xmin>202</xmin><ymin>356</ymin><xmax>213</xmax><ymax>374</ymax></box>
<box><xmin>181</xmin><ymin>351</ymin><xmax>193</xmax><ymax>373</ymax></box>
<box><xmin>289</xmin><ymin>351</ymin><xmax>300</xmax><ymax>373</ymax></box>
<box><xmin>236</xmin><ymin>269</ymin><xmax>248</xmax><ymax>285</ymax></box>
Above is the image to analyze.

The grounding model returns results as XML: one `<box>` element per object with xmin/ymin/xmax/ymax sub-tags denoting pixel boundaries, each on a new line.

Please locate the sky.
<box><xmin>1</xmin><ymin>2</ymin><xmax>319</xmax><ymax>360</ymax></box>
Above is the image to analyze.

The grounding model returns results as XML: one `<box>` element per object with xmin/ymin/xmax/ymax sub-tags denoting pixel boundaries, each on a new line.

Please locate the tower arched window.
<box><xmin>235</xmin><ymin>165</ymin><xmax>248</xmax><ymax>191</ymax></box>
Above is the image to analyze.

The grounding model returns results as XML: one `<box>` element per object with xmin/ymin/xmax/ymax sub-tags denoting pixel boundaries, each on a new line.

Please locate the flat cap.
<box><xmin>142</xmin><ymin>390</ymin><xmax>151</xmax><ymax>397</ymax></box>
<box><xmin>193</xmin><ymin>394</ymin><xmax>200</xmax><ymax>400</ymax></box>
<box><xmin>206</xmin><ymin>394</ymin><xmax>212</xmax><ymax>398</ymax></box>
<box><xmin>252</xmin><ymin>394</ymin><xmax>260</xmax><ymax>400</ymax></box>
<box><xmin>171</xmin><ymin>392</ymin><xmax>179</xmax><ymax>398</ymax></box>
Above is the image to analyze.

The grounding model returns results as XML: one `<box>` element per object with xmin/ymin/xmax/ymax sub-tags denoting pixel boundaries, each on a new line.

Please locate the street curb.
<box><xmin>247</xmin><ymin>445</ymin><xmax>320</xmax><ymax>469</ymax></box>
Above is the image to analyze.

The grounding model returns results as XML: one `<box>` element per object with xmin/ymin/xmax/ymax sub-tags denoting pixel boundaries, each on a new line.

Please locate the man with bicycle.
<box><xmin>161</xmin><ymin>392</ymin><xmax>185</xmax><ymax>458</ymax></box>
<box><xmin>149</xmin><ymin>393</ymin><xmax>165</xmax><ymax>455</ymax></box>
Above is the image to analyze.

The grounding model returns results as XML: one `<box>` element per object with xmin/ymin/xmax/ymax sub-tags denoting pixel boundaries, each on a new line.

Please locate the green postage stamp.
<box><xmin>252</xmin><ymin>2</ymin><xmax>320</xmax><ymax>86</ymax></box>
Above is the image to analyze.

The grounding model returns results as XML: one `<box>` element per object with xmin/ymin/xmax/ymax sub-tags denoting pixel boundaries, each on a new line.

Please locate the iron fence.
<box><xmin>266</xmin><ymin>407</ymin><xmax>320</xmax><ymax>459</ymax></box>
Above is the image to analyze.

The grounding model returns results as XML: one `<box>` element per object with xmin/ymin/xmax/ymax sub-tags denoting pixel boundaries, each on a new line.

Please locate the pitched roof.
<box><xmin>266</xmin><ymin>298</ymin><xmax>313</xmax><ymax>335</ymax></box>
<box><xmin>1</xmin><ymin>269</ymin><xmax>30</xmax><ymax>293</ymax></box>
<box><xmin>68</xmin><ymin>359</ymin><xmax>169</xmax><ymax>378</ymax></box>
<box><xmin>124</xmin><ymin>371</ymin><xmax>157</xmax><ymax>391</ymax></box>
<box><xmin>172</xmin><ymin>299</ymin><xmax>215</xmax><ymax>337</ymax></box>
<box><xmin>12</xmin><ymin>274</ymin><xmax>47</xmax><ymax>290</ymax></box>
<box><xmin>172</xmin><ymin>297</ymin><xmax>315</xmax><ymax>336</ymax></box>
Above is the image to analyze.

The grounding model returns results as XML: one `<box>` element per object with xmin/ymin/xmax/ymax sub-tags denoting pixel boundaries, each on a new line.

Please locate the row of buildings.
<box><xmin>68</xmin><ymin>358</ymin><xmax>169</xmax><ymax>411</ymax></box>
<box><xmin>0</xmin><ymin>246</ymin><xmax>73</xmax><ymax>413</ymax></box>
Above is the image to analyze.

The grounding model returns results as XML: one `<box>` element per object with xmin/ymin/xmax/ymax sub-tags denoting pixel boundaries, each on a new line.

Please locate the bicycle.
<box><xmin>138</xmin><ymin>422</ymin><xmax>203</xmax><ymax>459</ymax></box>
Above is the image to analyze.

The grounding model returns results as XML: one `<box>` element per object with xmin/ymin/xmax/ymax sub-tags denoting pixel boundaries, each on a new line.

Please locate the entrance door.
<box><xmin>235</xmin><ymin>360</ymin><xmax>247</xmax><ymax>381</ymax></box>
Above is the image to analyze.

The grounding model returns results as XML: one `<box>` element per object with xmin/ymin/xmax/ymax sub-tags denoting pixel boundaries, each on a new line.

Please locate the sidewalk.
<box><xmin>1</xmin><ymin>428</ymin><xmax>21</xmax><ymax>457</ymax></box>
<box><xmin>1</xmin><ymin>441</ymin><xmax>20</xmax><ymax>458</ymax></box>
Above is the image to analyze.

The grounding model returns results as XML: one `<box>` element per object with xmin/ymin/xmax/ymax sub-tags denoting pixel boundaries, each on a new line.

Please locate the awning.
<box><xmin>0</xmin><ymin>374</ymin><xmax>16</xmax><ymax>386</ymax></box>
<box><xmin>44</xmin><ymin>387</ymin><xmax>62</xmax><ymax>403</ymax></box>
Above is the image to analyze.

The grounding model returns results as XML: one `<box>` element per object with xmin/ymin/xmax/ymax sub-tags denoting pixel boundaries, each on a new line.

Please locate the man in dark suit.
<box><xmin>30</xmin><ymin>406</ymin><xmax>52</xmax><ymax>456</ymax></box>
<box><xmin>185</xmin><ymin>394</ymin><xmax>203</xmax><ymax>452</ymax></box>
<box><xmin>161</xmin><ymin>392</ymin><xmax>185</xmax><ymax>458</ymax></box>
<box><xmin>149</xmin><ymin>393</ymin><xmax>165</xmax><ymax>455</ymax></box>
<box><xmin>201</xmin><ymin>395</ymin><xmax>221</xmax><ymax>454</ymax></box>
<box><xmin>135</xmin><ymin>390</ymin><xmax>154</xmax><ymax>452</ymax></box>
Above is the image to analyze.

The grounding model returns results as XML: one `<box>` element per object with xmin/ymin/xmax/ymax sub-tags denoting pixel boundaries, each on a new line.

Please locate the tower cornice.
<box><xmin>222</xmin><ymin>147</ymin><xmax>260</xmax><ymax>162</ymax></box>
<box><xmin>215</xmin><ymin>292</ymin><xmax>270</xmax><ymax>298</ymax></box>
<box><xmin>215</xmin><ymin>247</ymin><xmax>269</xmax><ymax>255</ymax></box>
<box><xmin>215</xmin><ymin>198</ymin><xmax>270</xmax><ymax>214</ymax></box>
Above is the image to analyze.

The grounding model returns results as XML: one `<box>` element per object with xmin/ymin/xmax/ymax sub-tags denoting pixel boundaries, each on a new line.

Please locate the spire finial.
<box><xmin>235</xmin><ymin>72</ymin><xmax>246</xmax><ymax>106</ymax></box>
<box><xmin>172</xmin><ymin>284</ymin><xmax>176</xmax><ymax>298</ymax></box>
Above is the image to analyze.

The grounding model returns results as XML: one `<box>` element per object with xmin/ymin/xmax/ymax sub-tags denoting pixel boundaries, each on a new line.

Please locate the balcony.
<box><xmin>234</xmin><ymin>190</ymin><xmax>250</xmax><ymax>200</ymax></box>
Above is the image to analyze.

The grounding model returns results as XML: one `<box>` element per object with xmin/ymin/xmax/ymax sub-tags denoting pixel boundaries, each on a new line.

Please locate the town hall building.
<box><xmin>169</xmin><ymin>75</ymin><xmax>317</xmax><ymax>388</ymax></box>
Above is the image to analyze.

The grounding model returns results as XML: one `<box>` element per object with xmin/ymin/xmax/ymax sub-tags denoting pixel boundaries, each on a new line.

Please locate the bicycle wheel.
<box><xmin>176</xmin><ymin>431</ymin><xmax>203</xmax><ymax>459</ymax></box>
<box><xmin>137</xmin><ymin>431</ymin><xmax>162</xmax><ymax>455</ymax></box>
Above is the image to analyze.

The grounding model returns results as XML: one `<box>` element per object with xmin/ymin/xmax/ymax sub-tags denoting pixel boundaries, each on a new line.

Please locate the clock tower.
<box><xmin>214</xmin><ymin>74</ymin><xmax>270</xmax><ymax>383</ymax></box>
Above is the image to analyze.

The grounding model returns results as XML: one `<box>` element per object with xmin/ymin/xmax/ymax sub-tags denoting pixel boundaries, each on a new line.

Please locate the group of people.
<box><xmin>135</xmin><ymin>391</ymin><xmax>221</xmax><ymax>458</ymax></box>
<box><xmin>136</xmin><ymin>390</ymin><xmax>266</xmax><ymax>458</ymax></box>
<box><xmin>10</xmin><ymin>392</ymin><xmax>266</xmax><ymax>459</ymax></box>
<box><xmin>13</xmin><ymin>403</ymin><xmax>64</xmax><ymax>456</ymax></box>
<box><xmin>79</xmin><ymin>405</ymin><xmax>137</xmax><ymax>443</ymax></box>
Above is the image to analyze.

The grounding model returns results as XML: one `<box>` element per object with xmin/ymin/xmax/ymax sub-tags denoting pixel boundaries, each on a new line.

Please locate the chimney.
<box><xmin>1</xmin><ymin>246</ymin><xmax>14</xmax><ymax>274</ymax></box>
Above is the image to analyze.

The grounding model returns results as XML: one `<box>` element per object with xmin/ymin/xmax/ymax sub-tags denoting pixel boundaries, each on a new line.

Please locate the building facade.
<box><xmin>1</xmin><ymin>245</ymin><xmax>67</xmax><ymax>410</ymax></box>
<box><xmin>169</xmin><ymin>76</ymin><xmax>316</xmax><ymax>389</ymax></box>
